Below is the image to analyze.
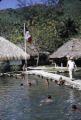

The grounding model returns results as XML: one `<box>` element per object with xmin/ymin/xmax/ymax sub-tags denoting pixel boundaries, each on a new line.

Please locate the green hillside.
<box><xmin>63</xmin><ymin>0</ymin><xmax>81</xmax><ymax>18</ymax></box>
<box><xmin>0</xmin><ymin>0</ymin><xmax>81</xmax><ymax>52</ymax></box>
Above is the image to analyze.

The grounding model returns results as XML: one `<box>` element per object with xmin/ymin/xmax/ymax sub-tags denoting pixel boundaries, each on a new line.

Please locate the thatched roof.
<box><xmin>0</xmin><ymin>37</ymin><xmax>30</xmax><ymax>61</ymax></box>
<box><xmin>50</xmin><ymin>38</ymin><xmax>81</xmax><ymax>59</ymax></box>
<box><xmin>17</xmin><ymin>43</ymin><xmax>39</xmax><ymax>57</ymax></box>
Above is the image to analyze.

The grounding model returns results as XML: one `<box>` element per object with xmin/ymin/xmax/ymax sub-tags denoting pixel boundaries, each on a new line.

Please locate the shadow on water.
<box><xmin>0</xmin><ymin>74</ymin><xmax>81</xmax><ymax>120</ymax></box>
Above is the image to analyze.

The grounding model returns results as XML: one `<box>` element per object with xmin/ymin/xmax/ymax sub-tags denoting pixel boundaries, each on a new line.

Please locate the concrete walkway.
<box><xmin>23</xmin><ymin>70</ymin><xmax>81</xmax><ymax>91</ymax></box>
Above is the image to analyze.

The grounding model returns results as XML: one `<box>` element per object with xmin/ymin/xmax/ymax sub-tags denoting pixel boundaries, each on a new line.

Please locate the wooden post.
<box><xmin>24</xmin><ymin>23</ymin><xmax>27</xmax><ymax>71</ymax></box>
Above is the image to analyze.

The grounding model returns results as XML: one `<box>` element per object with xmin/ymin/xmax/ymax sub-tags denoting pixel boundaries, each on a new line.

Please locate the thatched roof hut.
<box><xmin>50</xmin><ymin>38</ymin><xmax>81</xmax><ymax>60</ymax></box>
<box><xmin>17</xmin><ymin>43</ymin><xmax>39</xmax><ymax>57</ymax></box>
<box><xmin>0</xmin><ymin>37</ymin><xmax>30</xmax><ymax>61</ymax></box>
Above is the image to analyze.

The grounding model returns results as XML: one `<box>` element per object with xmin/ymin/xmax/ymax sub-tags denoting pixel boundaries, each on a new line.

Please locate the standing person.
<box><xmin>67</xmin><ymin>56</ymin><xmax>77</xmax><ymax>80</ymax></box>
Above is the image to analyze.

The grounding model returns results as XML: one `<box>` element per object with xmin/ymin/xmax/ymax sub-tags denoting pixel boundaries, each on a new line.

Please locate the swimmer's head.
<box><xmin>48</xmin><ymin>95</ymin><xmax>52</xmax><ymax>99</ymax></box>
<box><xmin>72</xmin><ymin>105</ymin><xmax>77</xmax><ymax>110</ymax></box>
<box><xmin>20</xmin><ymin>83</ymin><xmax>23</xmax><ymax>86</ymax></box>
<box><xmin>28</xmin><ymin>82</ymin><xmax>32</xmax><ymax>86</ymax></box>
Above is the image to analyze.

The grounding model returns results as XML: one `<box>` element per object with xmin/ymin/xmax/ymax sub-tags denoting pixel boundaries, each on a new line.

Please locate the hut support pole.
<box><xmin>61</xmin><ymin>63</ymin><xmax>63</xmax><ymax>67</ymax></box>
<box><xmin>36</xmin><ymin>53</ymin><xmax>39</xmax><ymax>66</ymax></box>
<box><xmin>24</xmin><ymin>23</ymin><xmax>27</xmax><ymax>71</ymax></box>
<box><xmin>55</xmin><ymin>63</ymin><xmax>57</xmax><ymax>67</ymax></box>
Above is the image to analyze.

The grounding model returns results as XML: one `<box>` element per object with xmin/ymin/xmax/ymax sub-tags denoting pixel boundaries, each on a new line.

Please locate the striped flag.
<box><xmin>25</xmin><ymin>31</ymin><xmax>32</xmax><ymax>44</ymax></box>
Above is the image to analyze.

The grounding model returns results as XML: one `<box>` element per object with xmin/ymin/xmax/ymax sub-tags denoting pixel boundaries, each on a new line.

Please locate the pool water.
<box><xmin>0</xmin><ymin>74</ymin><xmax>81</xmax><ymax>120</ymax></box>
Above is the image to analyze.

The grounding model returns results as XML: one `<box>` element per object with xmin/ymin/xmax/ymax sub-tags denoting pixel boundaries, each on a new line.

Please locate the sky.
<box><xmin>0</xmin><ymin>0</ymin><xmax>42</xmax><ymax>10</ymax></box>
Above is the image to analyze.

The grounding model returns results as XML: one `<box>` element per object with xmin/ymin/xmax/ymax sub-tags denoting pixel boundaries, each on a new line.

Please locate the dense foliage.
<box><xmin>0</xmin><ymin>0</ymin><xmax>81</xmax><ymax>52</ymax></box>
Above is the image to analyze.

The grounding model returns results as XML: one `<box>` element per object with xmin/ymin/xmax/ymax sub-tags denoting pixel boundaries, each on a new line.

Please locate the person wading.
<box><xmin>67</xmin><ymin>56</ymin><xmax>77</xmax><ymax>80</ymax></box>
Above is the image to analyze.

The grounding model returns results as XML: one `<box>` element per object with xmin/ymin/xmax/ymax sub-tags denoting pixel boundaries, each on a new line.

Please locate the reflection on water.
<box><xmin>0</xmin><ymin>74</ymin><xmax>81</xmax><ymax>120</ymax></box>
<box><xmin>67</xmin><ymin>91</ymin><xmax>75</xmax><ymax>104</ymax></box>
<box><xmin>61</xmin><ymin>70</ymin><xmax>81</xmax><ymax>80</ymax></box>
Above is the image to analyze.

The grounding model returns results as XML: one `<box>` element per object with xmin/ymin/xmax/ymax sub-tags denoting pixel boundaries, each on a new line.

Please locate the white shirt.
<box><xmin>67</xmin><ymin>60</ymin><xmax>76</xmax><ymax>70</ymax></box>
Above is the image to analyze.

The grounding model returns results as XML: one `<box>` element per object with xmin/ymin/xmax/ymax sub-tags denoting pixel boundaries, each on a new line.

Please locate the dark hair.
<box><xmin>72</xmin><ymin>105</ymin><xmax>77</xmax><ymax>110</ymax></box>
<box><xmin>48</xmin><ymin>95</ymin><xmax>52</xmax><ymax>99</ymax></box>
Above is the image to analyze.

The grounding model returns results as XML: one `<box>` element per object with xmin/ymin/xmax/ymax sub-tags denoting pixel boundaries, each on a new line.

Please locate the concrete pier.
<box><xmin>23</xmin><ymin>70</ymin><xmax>81</xmax><ymax>91</ymax></box>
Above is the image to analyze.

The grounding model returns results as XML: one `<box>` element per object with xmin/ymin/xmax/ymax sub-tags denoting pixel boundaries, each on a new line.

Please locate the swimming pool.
<box><xmin>0</xmin><ymin>74</ymin><xmax>81</xmax><ymax>120</ymax></box>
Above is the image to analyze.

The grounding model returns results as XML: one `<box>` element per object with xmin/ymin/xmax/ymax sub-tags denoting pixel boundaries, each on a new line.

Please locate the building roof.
<box><xmin>18</xmin><ymin>43</ymin><xmax>39</xmax><ymax>57</ymax></box>
<box><xmin>0</xmin><ymin>37</ymin><xmax>30</xmax><ymax>61</ymax></box>
<box><xmin>50</xmin><ymin>38</ymin><xmax>81</xmax><ymax>59</ymax></box>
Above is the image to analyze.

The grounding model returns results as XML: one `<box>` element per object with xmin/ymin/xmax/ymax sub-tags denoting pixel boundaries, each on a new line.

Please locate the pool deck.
<box><xmin>23</xmin><ymin>69</ymin><xmax>81</xmax><ymax>91</ymax></box>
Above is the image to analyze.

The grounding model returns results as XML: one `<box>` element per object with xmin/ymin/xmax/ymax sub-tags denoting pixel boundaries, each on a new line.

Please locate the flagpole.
<box><xmin>24</xmin><ymin>23</ymin><xmax>27</xmax><ymax>71</ymax></box>
<box><xmin>24</xmin><ymin>23</ymin><xmax>29</xmax><ymax>85</ymax></box>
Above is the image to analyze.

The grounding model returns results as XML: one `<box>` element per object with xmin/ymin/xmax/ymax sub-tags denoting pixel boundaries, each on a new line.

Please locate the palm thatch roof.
<box><xmin>17</xmin><ymin>43</ymin><xmax>39</xmax><ymax>57</ymax></box>
<box><xmin>0</xmin><ymin>37</ymin><xmax>30</xmax><ymax>61</ymax></box>
<box><xmin>50</xmin><ymin>38</ymin><xmax>81</xmax><ymax>59</ymax></box>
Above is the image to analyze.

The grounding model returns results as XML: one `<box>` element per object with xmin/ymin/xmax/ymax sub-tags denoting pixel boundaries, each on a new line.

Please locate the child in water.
<box><xmin>72</xmin><ymin>104</ymin><xmax>81</xmax><ymax>113</ymax></box>
<box><xmin>39</xmin><ymin>95</ymin><xmax>53</xmax><ymax>106</ymax></box>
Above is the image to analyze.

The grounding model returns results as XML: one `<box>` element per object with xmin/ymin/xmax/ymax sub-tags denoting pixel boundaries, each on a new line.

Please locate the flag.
<box><xmin>25</xmin><ymin>31</ymin><xmax>32</xmax><ymax>44</ymax></box>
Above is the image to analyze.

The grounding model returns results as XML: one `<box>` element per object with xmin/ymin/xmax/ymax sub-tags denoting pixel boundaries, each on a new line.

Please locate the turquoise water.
<box><xmin>0</xmin><ymin>74</ymin><xmax>81</xmax><ymax>120</ymax></box>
